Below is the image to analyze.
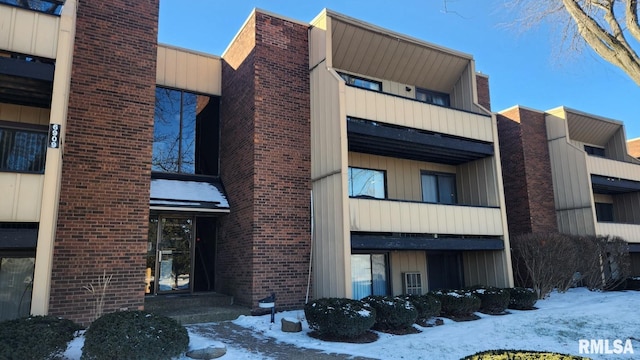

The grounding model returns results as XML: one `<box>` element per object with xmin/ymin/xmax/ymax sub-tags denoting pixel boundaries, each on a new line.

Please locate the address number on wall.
<box><xmin>49</xmin><ymin>124</ymin><xmax>61</xmax><ymax>149</ymax></box>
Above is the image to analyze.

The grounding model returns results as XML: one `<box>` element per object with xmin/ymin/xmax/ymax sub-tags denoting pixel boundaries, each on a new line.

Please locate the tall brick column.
<box><xmin>219</xmin><ymin>11</ymin><xmax>311</xmax><ymax>310</ymax></box>
<box><xmin>49</xmin><ymin>0</ymin><xmax>159</xmax><ymax>325</ymax></box>
<box><xmin>497</xmin><ymin>107</ymin><xmax>557</xmax><ymax>236</ymax></box>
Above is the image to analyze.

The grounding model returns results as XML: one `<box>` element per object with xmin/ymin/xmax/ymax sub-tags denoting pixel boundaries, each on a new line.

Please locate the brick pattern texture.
<box><xmin>475</xmin><ymin>74</ymin><xmax>491</xmax><ymax>111</ymax></box>
<box><xmin>628</xmin><ymin>138</ymin><xmax>640</xmax><ymax>158</ymax></box>
<box><xmin>497</xmin><ymin>107</ymin><xmax>558</xmax><ymax>237</ymax></box>
<box><xmin>49</xmin><ymin>0</ymin><xmax>158</xmax><ymax>326</ymax></box>
<box><xmin>219</xmin><ymin>12</ymin><xmax>311</xmax><ymax>310</ymax></box>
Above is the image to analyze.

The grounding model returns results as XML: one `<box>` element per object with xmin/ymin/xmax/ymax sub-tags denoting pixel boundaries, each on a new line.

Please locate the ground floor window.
<box><xmin>351</xmin><ymin>253</ymin><xmax>388</xmax><ymax>299</ymax></box>
<box><xmin>0</xmin><ymin>254</ymin><xmax>34</xmax><ymax>321</ymax></box>
<box><xmin>427</xmin><ymin>251</ymin><xmax>463</xmax><ymax>291</ymax></box>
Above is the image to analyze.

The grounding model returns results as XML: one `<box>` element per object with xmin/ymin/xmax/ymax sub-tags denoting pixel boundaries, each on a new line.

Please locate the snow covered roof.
<box><xmin>150</xmin><ymin>178</ymin><xmax>229</xmax><ymax>212</ymax></box>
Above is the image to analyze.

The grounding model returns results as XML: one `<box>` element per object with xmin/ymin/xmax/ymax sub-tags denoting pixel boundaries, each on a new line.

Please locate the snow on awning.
<box><xmin>150</xmin><ymin>178</ymin><xmax>229</xmax><ymax>213</ymax></box>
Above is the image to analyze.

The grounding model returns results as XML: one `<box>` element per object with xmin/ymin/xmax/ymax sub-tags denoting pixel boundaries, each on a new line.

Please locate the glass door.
<box><xmin>146</xmin><ymin>216</ymin><xmax>194</xmax><ymax>294</ymax></box>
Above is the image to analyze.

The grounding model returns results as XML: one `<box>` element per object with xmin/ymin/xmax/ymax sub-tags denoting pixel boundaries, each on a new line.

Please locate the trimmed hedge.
<box><xmin>0</xmin><ymin>315</ymin><xmax>81</xmax><ymax>360</ymax></box>
<box><xmin>304</xmin><ymin>298</ymin><xmax>376</xmax><ymax>339</ymax></box>
<box><xmin>431</xmin><ymin>290</ymin><xmax>481</xmax><ymax>317</ymax></box>
<box><xmin>402</xmin><ymin>294</ymin><xmax>441</xmax><ymax>320</ymax></box>
<box><xmin>462</xmin><ymin>349</ymin><xmax>591</xmax><ymax>359</ymax></box>
<box><xmin>508</xmin><ymin>287</ymin><xmax>538</xmax><ymax>310</ymax></box>
<box><xmin>362</xmin><ymin>295</ymin><xmax>418</xmax><ymax>331</ymax></box>
<box><xmin>469</xmin><ymin>286</ymin><xmax>510</xmax><ymax>315</ymax></box>
<box><xmin>81</xmin><ymin>310</ymin><xmax>189</xmax><ymax>360</ymax></box>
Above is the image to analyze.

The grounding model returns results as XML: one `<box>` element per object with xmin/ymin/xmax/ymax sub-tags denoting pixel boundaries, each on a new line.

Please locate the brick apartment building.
<box><xmin>0</xmin><ymin>0</ymin><xmax>516</xmax><ymax>324</ymax></box>
<box><xmin>498</xmin><ymin>106</ymin><xmax>640</xmax><ymax>277</ymax></box>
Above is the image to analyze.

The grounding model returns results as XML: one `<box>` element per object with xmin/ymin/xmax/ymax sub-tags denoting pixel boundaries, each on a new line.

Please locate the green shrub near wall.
<box><xmin>361</xmin><ymin>295</ymin><xmax>418</xmax><ymax>331</ymax></box>
<box><xmin>469</xmin><ymin>286</ymin><xmax>510</xmax><ymax>314</ymax></box>
<box><xmin>0</xmin><ymin>315</ymin><xmax>81</xmax><ymax>360</ymax></box>
<box><xmin>402</xmin><ymin>294</ymin><xmax>441</xmax><ymax>320</ymax></box>
<box><xmin>508</xmin><ymin>287</ymin><xmax>538</xmax><ymax>310</ymax></box>
<box><xmin>304</xmin><ymin>298</ymin><xmax>376</xmax><ymax>339</ymax></box>
<box><xmin>431</xmin><ymin>290</ymin><xmax>481</xmax><ymax>318</ymax></box>
<box><xmin>81</xmin><ymin>310</ymin><xmax>189</xmax><ymax>360</ymax></box>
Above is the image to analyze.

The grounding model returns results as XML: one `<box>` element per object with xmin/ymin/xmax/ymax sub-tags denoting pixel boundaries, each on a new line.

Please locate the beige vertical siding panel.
<box><xmin>308</xmin><ymin>24</ymin><xmax>327</xmax><ymax>69</ymax></box>
<box><xmin>391</xmin><ymin>252</ymin><xmax>427</xmax><ymax>295</ymax></box>
<box><xmin>0</xmin><ymin>103</ymin><xmax>50</xmax><ymax>125</ymax></box>
<box><xmin>156</xmin><ymin>46</ymin><xmax>166</xmax><ymax>84</ymax></box>
<box><xmin>0</xmin><ymin>6</ymin><xmax>11</xmax><ymax>50</ymax></box>
<box><xmin>33</xmin><ymin>13</ymin><xmax>58</xmax><ymax>57</ymax></box>
<box><xmin>174</xmin><ymin>51</ymin><xmax>187</xmax><ymax>89</ymax></box>
<box><xmin>185</xmin><ymin>54</ymin><xmax>199</xmax><ymax>91</ymax></box>
<box><xmin>0</xmin><ymin>173</ymin><xmax>43</xmax><ymax>222</ymax></box>
<box><xmin>163</xmin><ymin>48</ymin><xmax>177</xmax><ymax>88</ymax></box>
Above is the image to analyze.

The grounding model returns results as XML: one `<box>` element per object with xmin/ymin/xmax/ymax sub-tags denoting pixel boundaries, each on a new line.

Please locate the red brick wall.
<box><xmin>497</xmin><ymin>107</ymin><xmax>558</xmax><ymax>237</ymax></box>
<box><xmin>219</xmin><ymin>12</ymin><xmax>311</xmax><ymax>310</ymax></box>
<box><xmin>50</xmin><ymin>0</ymin><xmax>158</xmax><ymax>326</ymax></box>
<box><xmin>476</xmin><ymin>74</ymin><xmax>491</xmax><ymax>111</ymax></box>
<box><xmin>628</xmin><ymin>139</ymin><xmax>640</xmax><ymax>158</ymax></box>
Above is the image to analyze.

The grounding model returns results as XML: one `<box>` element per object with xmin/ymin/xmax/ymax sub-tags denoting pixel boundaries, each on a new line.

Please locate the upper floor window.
<box><xmin>339</xmin><ymin>73</ymin><xmax>382</xmax><ymax>92</ymax></box>
<box><xmin>421</xmin><ymin>172</ymin><xmax>456</xmax><ymax>204</ymax></box>
<box><xmin>416</xmin><ymin>88</ymin><xmax>450</xmax><ymax>107</ymax></box>
<box><xmin>153</xmin><ymin>87</ymin><xmax>220</xmax><ymax>175</ymax></box>
<box><xmin>0</xmin><ymin>0</ymin><xmax>64</xmax><ymax>15</ymax></box>
<box><xmin>584</xmin><ymin>145</ymin><xmax>605</xmax><ymax>157</ymax></box>
<box><xmin>348</xmin><ymin>167</ymin><xmax>386</xmax><ymax>199</ymax></box>
<box><xmin>0</xmin><ymin>123</ymin><xmax>47</xmax><ymax>174</ymax></box>
<box><xmin>595</xmin><ymin>202</ymin><xmax>614</xmax><ymax>222</ymax></box>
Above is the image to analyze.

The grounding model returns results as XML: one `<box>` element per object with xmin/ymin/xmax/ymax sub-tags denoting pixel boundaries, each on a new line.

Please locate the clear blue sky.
<box><xmin>159</xmin><ymin>0</ymin><xmax>640</xmax><ymax>139</ymax></box>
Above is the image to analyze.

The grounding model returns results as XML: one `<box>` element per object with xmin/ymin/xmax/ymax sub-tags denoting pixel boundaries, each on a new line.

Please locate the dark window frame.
<box><xmin>420</xmin><ymin>171</ymin><xmax>457</xmax><ymax>205</ymax></box>
<box><xmin>347</xmin><ymin>166</ymin><xmax>387</xmax><ymax>199</ymax></box>
<box><xmin>338</xmin><ymin>72</ymin><xmax>382</xmax><ymax>92</ymax></box>
<box><xmin>584</xmin><ymin>145</ymin><xmax>606</xmax><ymax>157</ymax></box>
<box><xmin>350</xmin><ymin>251</ymin><xmax>390</xmax><ymax>299</ymax></box>
<box><xmin>416</xmin><ymin>87</ymin><xmax>450</xmax><ymax>107</ymax></box>
<box><xmin>0</xmin><ymin>121</ymin><xmax>48</xmax><ymax>174</ymax></box>
<box><xmin>595</xmin><ymin>202</ymin><xmax>614</xmax><ymax>222</ymax></box>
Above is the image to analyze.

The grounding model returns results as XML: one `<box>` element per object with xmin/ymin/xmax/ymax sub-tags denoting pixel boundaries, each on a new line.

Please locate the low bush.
<box><xmin>625</xmin><ymin>277</ymin><xmax>640</xmax><ymax>290</ymax></box>
<box><xmin>469</xmin><ymin>286</ymin><xmax>510</xmax><ymax>314</ymax></box>
<box><xmin>431</xmin><ymin>290</ymin><xmax>481</xmax><ymax>318</ymax></box>
<box><xmin>462</xmin><ymin>349</ymin><xmax>590</xmax><ymax>359</ymax></box>
<box><xmin>304</xmin><ymin>298</ymin><xmax>376</xmax><ymax>339</ymax></box>
<box><xmin>402</xmin><ymin>294</ymin><xmax>441</xmax><ymax>320</ymax></box>
<box><xmin>362</xmin><ymin>295</ymin><xmax>418</xmax><ymax>331</ymax></box>
<box><xmin>0</xmin><ymin>315</ymin><xmax>81</xmax><ymax>360</ymax></box>
<box><xmin>507</xmin><ymin>287</ymin><xmax>537</xmax><ymax>310</ymax></box>
<box><xmin>81</xmin><ymin>310</ymin><xmax>189</xmax><ymax>360</ymax></box>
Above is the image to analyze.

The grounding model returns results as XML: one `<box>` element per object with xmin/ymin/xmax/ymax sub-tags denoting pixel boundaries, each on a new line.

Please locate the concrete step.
<box><xmin>144</xmin><ymin>293</ymin><xmax>250</xmax><ymax>324</ymax></box>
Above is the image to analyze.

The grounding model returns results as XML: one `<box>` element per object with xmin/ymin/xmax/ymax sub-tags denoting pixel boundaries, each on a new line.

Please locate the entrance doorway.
<box><xmin>146</xmin><ymin>215</ymin><xmax>216</xmax><ymax>295</ymax></box>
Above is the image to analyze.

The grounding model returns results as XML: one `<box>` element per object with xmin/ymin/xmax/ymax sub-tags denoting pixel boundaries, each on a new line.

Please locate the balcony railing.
<box><xmin>587</xmin><ymin>155</ymin><xmax>640</xmax><ymax>182</ymax></box>
<box><xmin>349</xmin><ymin>198</ymin><xmax>503</xmax><ymax>236</ymax></box>
<box><xmin>343</xmin><ymin>85</ymin><xmax>494</xmax><ymax>143</ymax></box>
<box><xmin>597</xmin><ymin>222</ymin><xmax>640</xmax><ymax>243</ymax></box>
<box><xmin>0</xmin><ymin>0</ymin><xmax>63</xmax><ymax>15</ymax></box>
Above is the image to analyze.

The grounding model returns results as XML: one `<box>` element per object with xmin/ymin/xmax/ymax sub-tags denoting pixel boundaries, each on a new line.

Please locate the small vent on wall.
<box><xmin>403</xmin><ymin>272</ymin><xmax>422</xmax><ymax>295</ymax></box>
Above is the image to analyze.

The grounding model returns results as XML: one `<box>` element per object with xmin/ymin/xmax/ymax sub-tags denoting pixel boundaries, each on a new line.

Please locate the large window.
<box><xmin>416</xmin><ymin>88</ymin><xmax>450</xmax><ymax>107</ymax></box>
<box><xmin>153</xmin><ymin>87</ymin><xmax>219</xmax><ymax>175</ymax></box>
<box><xmin>0</xmin><ymin>124</ymin><xmax>47</xmax><ymax>173</ymax></box>
<box><xmin>339</xmin><ymin>73</ymin><xmax>382</xmax><ymax>92</ymax></box>
<box><xmin>421</xmin><ymin>172</ymin><xmax>456</xmax><ymax>204</ymax></box>
<box><xmin>348</xmin><ymin>167</ymin><xmax>386</xmax><ymax>199</ymax></box>
<box><xmin>595</xmin><ymin>202</ymin><xmax>614</xmax><ymax>222</ymax></box>
<box><xmin>351</xmin><ymin>253</ymin><xmax>388</xmax><ymax>300</ymax></box>
<box><xmin>584</xmin><ymin>145</ymin><xmax>605</xmax><ymax>157</ymax></box>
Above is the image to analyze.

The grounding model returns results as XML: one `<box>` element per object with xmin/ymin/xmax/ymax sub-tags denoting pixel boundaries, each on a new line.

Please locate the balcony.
<box><xmin>597</xmin><ymin>222</ymin><xmax>640</xmax><ymax>244</ymax></box>
<box><xmin>587</xmin><ymin>155</ymin><xmax>640</xmax><ymax>183</ymax></box>
<box><xmin>343</xmin><ymin>85</ymin><xmax>493</xmax><ymax>143</ymax></box>
<box><xmin>0</xmin><ymin>2</ymin><xmax>61</xmax><ymax>59</ymax></box>
<box><xmin>349</xmin><ymin>198</ymin><xmax>503</xmax><ymax>236</ymax></box>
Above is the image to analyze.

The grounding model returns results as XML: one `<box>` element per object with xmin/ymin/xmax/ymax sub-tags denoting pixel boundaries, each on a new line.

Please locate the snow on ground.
<box><xmin>232</xmin><ymin>288</ymin><xmax>639</xmax><ymax>360</ymax></box>
<box><xmin>63</xmin><ymin>288</ymin><xmax>639</xmax><ymax>359</ymax></box>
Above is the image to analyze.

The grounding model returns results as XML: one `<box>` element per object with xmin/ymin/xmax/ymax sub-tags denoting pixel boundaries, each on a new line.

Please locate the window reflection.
<box><xmin>348</xmin><ymin>167</ymin><xmax>386</xmax><ymax>199</ymax></box>
<box><xmin>153</xmin><ymin>88</ymin><xmax>216</xmax><ymax>175</ymax></box>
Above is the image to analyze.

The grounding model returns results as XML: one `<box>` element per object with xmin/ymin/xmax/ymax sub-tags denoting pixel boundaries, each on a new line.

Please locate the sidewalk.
<box><xmin>188</xmin><ymin>321</ymin><xmax>377</xmax><ymax>360</ymax></box>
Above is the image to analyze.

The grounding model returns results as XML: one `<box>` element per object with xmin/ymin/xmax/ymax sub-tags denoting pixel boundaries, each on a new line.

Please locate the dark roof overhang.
<box><xmin>351</xmin><ymin>233</ymin><xmax>504</xmax><ymax>251</ymax></box>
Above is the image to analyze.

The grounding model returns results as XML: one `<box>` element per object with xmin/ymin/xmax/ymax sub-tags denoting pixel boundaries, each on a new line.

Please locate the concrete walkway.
<box><xmin>188</xmin><ymin>321</ymin><xmax>377</xmax><ymax>360</ymax></box>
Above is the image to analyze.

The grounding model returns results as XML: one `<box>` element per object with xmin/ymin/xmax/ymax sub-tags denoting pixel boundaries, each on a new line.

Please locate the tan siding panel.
<box><xmin>350</xmin><ymin>198</ymin><xmax>503</xmax><ymax>235</ymax></box>
<box><xmin>0</xmin><ymin>6</ymin><xmax>59</xmax><ymax>58</ymax></box>
<box><xmin>0</xmin><ymin>173</ymin><xmax>43</xmax><ymax>222</ymax></box>
<box><xmin>0</xmin><ymin>103</ymin><xmax>50</xmax><ymax>125</ymax></box>
<box><xmin>390</xmin><ymin>251</ymin><xmax>427</xmax><ymax>295</ymax></box>
<box><xmin>156</xmin><ymin>45</ymin><xmax>221</xmax><ymax>95</ymax></box>
<box><xmin>463</xmin><ymin>251</ymin><xmax>508</xmax><ymax>287</ymax></box>
<box><xmin>587</xmin><ymin>155</ymin><xmax>640</xmax><ymax>182</ymax></box>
